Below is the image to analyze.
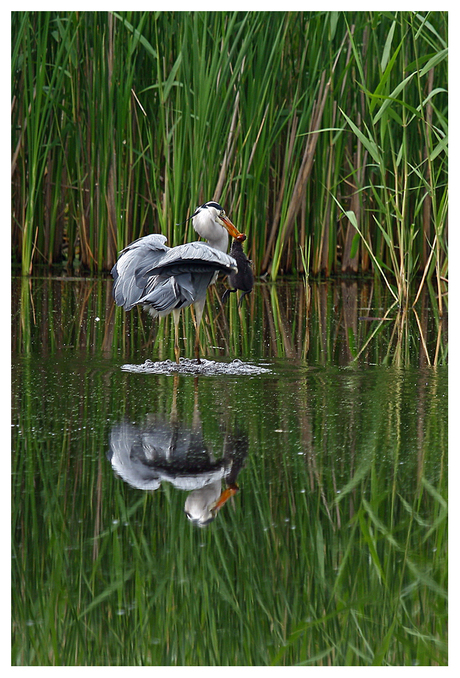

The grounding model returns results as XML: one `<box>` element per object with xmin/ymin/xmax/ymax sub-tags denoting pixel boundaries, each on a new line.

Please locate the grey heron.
<box><xmin>221</xmin><ymin>238</ymin><xmax>254</xmax><ymax>307</ymax></box>
<box><xmin>111</xmin><ymin>201</ymin><xmax>246</xmax><ymax>362</ymax></box>
<box><xmin>107</xmin><ymin>405</ymin><xmax>247</xmax><ymax>527</ymax></box>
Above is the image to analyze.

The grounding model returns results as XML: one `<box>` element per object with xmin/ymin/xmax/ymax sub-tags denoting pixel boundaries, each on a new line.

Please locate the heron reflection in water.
<box><xmin>107</xmin><ymin>382</ymin><xmax>247</xmax><ymax>526</ymax></box>
<box><xmin>111</xmin><ymin>201</ymin><xmax>247</xmax><ymax>363</ymax></box>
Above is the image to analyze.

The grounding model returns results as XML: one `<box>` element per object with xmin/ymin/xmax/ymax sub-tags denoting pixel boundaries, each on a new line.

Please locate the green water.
<box><xmin>12</xmin><ymin>277</ymin><xmax>447</xmax><ymax>666</ymax></box>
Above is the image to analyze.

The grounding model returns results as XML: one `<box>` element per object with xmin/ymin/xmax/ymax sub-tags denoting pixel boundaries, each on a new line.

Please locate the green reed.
<box><xmin>12</xmin><ymin>275</ymin><xmax>447</xmax><ymax>367</ymax></box>
<box><xmin>333</xmin><ymin>13</ymin><xmax>448</xmax><ymax>308</ymax></box>
<box><xmin>11</xmin><ymin>11</ymin><xmax>447</xmax><ymax>306</ymax></box>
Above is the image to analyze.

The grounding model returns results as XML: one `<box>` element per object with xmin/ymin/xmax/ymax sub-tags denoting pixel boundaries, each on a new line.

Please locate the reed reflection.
<box><xmin>107</xmin><ymin>380</ymin><xmax>247</xmax><ymax>526</ymax></box>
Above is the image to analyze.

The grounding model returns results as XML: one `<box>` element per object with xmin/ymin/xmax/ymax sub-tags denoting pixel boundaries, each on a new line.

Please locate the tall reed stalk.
<box><xmin>12</xmin><ymin>11</ymin><xmax>447</xmax><ymax>305</ymax></box>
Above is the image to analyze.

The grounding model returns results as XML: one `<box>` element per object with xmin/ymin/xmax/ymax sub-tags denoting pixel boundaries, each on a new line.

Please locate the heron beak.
<box><xmin>221</xmin><ymin>215</ymin><xmax>246</xmax><ymax>241</ymax></box>
<box><xmin>211</xmin><ymin>484</ymin><xmax>239</xmax><ymax>513</ymax></box>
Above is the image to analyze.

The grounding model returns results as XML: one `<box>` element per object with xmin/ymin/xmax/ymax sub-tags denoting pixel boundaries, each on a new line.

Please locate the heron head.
<box><xmin>193</xmin><ymin>202</ymin><xmax>246</xmax><ymax>243</ymax></box>
<box><xmin>183</xmin><ymin>483</ymin><xmax>239</xmax><ymax>527</ymax></box>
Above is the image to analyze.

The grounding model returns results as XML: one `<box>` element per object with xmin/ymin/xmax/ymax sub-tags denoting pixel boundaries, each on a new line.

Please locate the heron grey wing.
<box><xmin>187</xmin><ymin>270</ymin><xmax>216</xmax><ymax>303</ymax></box>
<box><xmin>118</xmin><ymin>233</ymin><xmax>168</xmax><ymax>256</ymax></box>
<box><xmin>137</xmin><ymin>277</ymin><xmax>182</xmax><ymax>315</ymax></box>
<box><xmin>112</xmin><ymin>234</ymin><xmax>169</xmax><ymax>310</ymax></box>
<box><xmin>147</xmin><ymin>241</ymin><xmax>237</xmax><ymax>275</ymax></box>
<box><xmin>138</xmin><ymin>270</ymin><xmax>213</xmax><ymax>316</ymax></box>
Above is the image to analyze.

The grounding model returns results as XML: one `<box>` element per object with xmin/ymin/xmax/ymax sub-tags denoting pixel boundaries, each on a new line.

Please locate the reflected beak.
<box><xmin>211</xmin><ymin>484</ymin><xmax>239</xmax><ymax>513</ymax></box>
<box><xmin>221</xmin><ymin>215</ymin><xmax>246</xmax><ymax>242</ymax></box>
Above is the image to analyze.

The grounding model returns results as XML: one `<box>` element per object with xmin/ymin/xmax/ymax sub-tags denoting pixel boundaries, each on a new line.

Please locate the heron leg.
<box><xmin>193</xmin><ymin>299</ymin><xmax>206</xmax><ymax>363</ymax></box>
<box><xmin>173</xmin><ymin>309</ymin><xmax>181</xmax><ymax>364</ymax></box>
<box><xmin>194</xmin><ymin>334</ymin><xmax>201</xmax><ymax>362</ymax></box>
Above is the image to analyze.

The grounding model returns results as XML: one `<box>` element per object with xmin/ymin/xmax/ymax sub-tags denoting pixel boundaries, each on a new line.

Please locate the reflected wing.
<box><xmin>108</xmin><ymin>423</ymin><xmax>161</xmax><ymax>491</ymax></box>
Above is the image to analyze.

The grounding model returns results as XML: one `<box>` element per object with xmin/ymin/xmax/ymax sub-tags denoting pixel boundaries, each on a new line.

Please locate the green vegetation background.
<box><xmin>12</xmin><ymin>11</ymin><xmax>447</xmax><ymax>307</ymax></box>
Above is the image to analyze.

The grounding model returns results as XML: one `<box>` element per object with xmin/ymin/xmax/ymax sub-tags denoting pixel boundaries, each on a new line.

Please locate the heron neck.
<box><xmin>206</xmin><ymin>230</ymin><xmax>229</xmax><ymax>252</ymax></box>
<box><xmin>194</xmin><ymin>225</ymin><xmax>229</xmax><ymax>252</ymax></box>
<box><xmin>192</xmin><ymin>212</ymin><xmax>229</xmax><ymax>252</ymax></box>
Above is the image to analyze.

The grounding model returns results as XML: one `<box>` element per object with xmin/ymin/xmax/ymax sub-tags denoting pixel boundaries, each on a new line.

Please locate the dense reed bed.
<box><xmin>11</xmin><ymin>11</ymin><xmax>448</xmax><ymax>308</ymax></box>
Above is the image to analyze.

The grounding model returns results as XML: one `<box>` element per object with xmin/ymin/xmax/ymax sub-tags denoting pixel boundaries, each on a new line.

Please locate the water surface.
<box><xmin>12</xmin><ymin>276</ymin><xmax>447</xmax><ymax>666</ymax></box>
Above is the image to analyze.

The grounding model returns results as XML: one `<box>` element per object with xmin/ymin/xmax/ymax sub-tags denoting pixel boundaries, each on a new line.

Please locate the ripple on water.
<box><xmin>120</xmin><ymin>358</ymin><xmax>272</xmax><ymax>376</ymax></box>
